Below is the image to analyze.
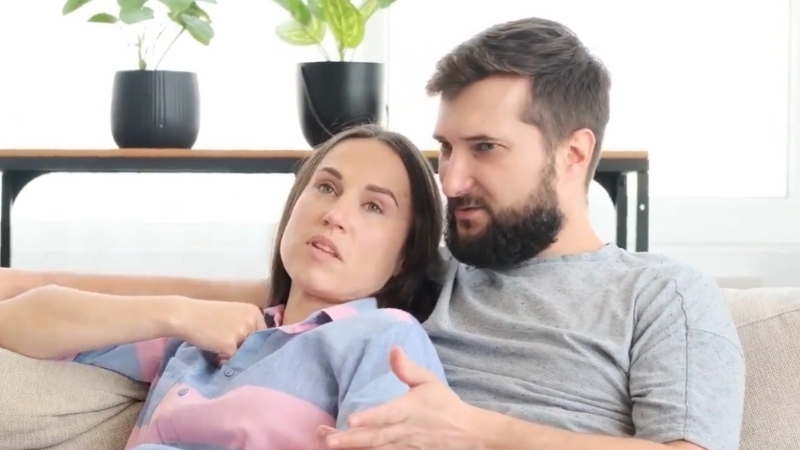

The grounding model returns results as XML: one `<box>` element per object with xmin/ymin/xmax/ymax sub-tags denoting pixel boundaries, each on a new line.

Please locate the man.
<box><xmin>317</xmin><ymin>17</ymin><xmax>745</xmax><ymax>450</ymax></box>
<box><xmin>1</xmin><ymin>16</ymin><xmax>744</xmax><ymax>450</ymax></box>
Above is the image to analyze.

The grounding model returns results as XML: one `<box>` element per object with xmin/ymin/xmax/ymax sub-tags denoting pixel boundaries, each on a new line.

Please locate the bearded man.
<box><xmin>322</xmin><ymin>16</ymin><xmax>745</xmax><ymax>450</ymax></box>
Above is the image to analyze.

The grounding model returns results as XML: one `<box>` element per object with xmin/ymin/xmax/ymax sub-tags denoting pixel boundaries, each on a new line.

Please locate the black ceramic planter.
<box><xmin>297</xmin><ymin>62</ymin><xmax>385</xmax><ymax>148</ymax></box>
<box><xmin>111</xmin><ymin>70</ymin><xmax>200</xmax><ymax>149</ymax></box>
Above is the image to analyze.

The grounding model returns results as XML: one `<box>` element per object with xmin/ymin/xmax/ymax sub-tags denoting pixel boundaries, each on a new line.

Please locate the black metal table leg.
<box><xmin>1</xmin><ymin>170</ymin><xmax>47</xmax><ymax>267</ymax></box>
<box><xmin>635</xmin><ymin>171</ymin><xmax>649</xmax><ymax>252</ymax></box>
<box><xmin>594</xmin><ymin>172</ymin><xmax>628</xmax><ymax>250</ymax></box>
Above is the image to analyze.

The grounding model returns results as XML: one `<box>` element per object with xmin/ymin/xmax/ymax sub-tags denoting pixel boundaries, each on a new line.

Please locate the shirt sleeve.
<box><xmin>335</xmin><ymin>318</ymin><xmax>447</xmax><ymax>430</ymax></box>
<box><xmin>66</xmin><ymin>337</ymin><xmax>174</xmax><ymax>383</ymax></box>
<box><xmin>630</xmin><ymin>268</ymin><xmax>746</xmax><ymax>450</ymax></box>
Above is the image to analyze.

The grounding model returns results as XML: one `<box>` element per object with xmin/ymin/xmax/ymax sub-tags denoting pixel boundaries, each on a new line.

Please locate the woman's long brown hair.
<box><xmin>267</xmin><ymin>124</ymin><xmax>444</xmax><ymax>322</ymax></box>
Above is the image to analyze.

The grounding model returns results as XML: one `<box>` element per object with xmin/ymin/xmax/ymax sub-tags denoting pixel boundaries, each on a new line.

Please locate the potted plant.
<box><xmin>272</xmin><ymin>0</ymin><xmax>397</xmax><ymax>148</ymax></box>
<box><xmin>62</xmin><ymin>0</ymin><xmax>216</xmax><ymax>149</ymax></box>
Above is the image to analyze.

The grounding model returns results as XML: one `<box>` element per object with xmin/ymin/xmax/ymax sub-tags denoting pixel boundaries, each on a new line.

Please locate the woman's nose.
<box><xmin>321</xmin><ymin>199</ymin><xmax>349</xmax><ymax>230</ymax></box>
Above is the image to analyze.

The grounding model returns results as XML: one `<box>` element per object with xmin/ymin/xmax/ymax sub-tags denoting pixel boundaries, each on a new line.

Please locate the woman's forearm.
<box><xmin>0</xmin><ymin>268</ymin><xmax>270</xmax><ymax>307</ymax></box>
<box><xmin>0</xmin><ymin>285</ymin><xmax>184</xmax><ymax>359</ymax></box>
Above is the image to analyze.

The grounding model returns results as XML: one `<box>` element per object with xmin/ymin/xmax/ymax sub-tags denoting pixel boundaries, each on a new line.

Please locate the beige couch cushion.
<box><xmin>0</xmin><ymin>348</ymin><xmax>146</xmax><ymax>450</ymax></box>
<box><xmin>0</xmin><ymin>287</ymin><xmax>798</xmax><ymax>450</ymax></box>
<box><xmin>723</xmin><ymin>288</ymin><xmax>800</xmax><ymax>450</ymax></box>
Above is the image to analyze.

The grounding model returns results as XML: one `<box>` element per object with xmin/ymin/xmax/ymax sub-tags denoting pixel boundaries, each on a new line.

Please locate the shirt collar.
<box><xmin>264</xmin><ymin>297</ymin><xmax>377</xmax><ymax>333</ymax></box>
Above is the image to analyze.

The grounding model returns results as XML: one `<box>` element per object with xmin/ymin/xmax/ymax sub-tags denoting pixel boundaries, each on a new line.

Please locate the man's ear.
<box><xmin>563</xmin><ymin>128</ymin><xmax>596</xmax><ymax>180</ymax></box>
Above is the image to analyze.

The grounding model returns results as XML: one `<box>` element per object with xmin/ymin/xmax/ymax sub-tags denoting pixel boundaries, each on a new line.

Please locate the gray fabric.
<box><xmin>426</xmin><ymin>244</ymin><xmax>745</xmax><ymax>450</ymax></box>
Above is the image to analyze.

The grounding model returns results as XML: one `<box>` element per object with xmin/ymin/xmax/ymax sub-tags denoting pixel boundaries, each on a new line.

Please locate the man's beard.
<box><xmin>444</xmin><ymin>177</ymin><xmax>564</xmax><ymax>269</ymax></box>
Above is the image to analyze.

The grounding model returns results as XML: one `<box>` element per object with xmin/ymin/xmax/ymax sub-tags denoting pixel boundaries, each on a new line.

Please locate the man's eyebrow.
<box><xmin>462</xmin><ymin>134</ymin><xmax>498</xmax><ymax>142</ymax></box>
<box><xmin>432</xmin><ymin>134</ymin><xmax>498</xmax><ymax>143</ymax></box>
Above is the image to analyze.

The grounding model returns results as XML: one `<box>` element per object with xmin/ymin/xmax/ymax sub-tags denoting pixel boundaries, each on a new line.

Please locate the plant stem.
<box><xmin>153</xmin><ymin>23</ymin><xmax>168</xmax><ymax>44</ymax></box>
<box><xmin>337</xmin><ymin>43</ymin><xmax>345</xmax><ymax>62</ymax></box>
<box><xmin>316</xmin><ymin>43</ymin><xmax>331</xmax><ymax>61</ymax></box>
<box><xmin>118</xmin><ymin>23</ymin><xmax>136</xmax><ymax>50</ymax></box>
<box><xmin>154</xmin><ymin>27</ymin><xmax>185</xmax><ymax>71</ymax></box>
<box><xmin>297</xmin><ymin>23</ymin><xmax>330</xmax><ymax>61</ymax></box>
<box><xmin>136</xmin><ymin>32</ymin><xmax>146</xmax><ymax>70</ymax></box>
<box><xmin>145</xmin><ymin>23</ymin><xmax>169</xmax><ymax>67</ymax></box>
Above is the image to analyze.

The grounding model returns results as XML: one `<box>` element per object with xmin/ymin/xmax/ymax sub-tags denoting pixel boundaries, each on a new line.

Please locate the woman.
<box><xmin>0</xmin><ymin>125</ymin><xmax>446</xmax><ymax>450</ymax></box>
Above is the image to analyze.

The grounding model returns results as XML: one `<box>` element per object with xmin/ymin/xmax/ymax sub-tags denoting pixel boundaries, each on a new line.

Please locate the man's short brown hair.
<box><xmin>426</xmin><ymin>17</ymin><xmax>611</xmax><ymax>185</ymax></box>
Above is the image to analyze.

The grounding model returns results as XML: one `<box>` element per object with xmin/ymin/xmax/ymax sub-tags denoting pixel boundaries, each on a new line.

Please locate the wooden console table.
<box><xmin>0</xmin><ymin>149</ymin><xmax>648</xmax><ymax>267</ymax></box>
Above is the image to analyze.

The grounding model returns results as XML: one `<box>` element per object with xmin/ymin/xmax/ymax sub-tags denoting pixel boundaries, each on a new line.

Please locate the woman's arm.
<box><xmin>0</xmin><ymin>268</ymin><xmax>270</xmax><ymax>306</ymax></box>
<box><xmin>0</xmin><ymin>284</ymin><xmax>184</xmax><ymax>360</ymax></box>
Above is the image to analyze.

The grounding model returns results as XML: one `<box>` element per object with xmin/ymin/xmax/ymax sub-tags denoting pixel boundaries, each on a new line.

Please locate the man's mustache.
<box><xmin>447</xmin><ymin>196</ymin><xmax>487</xmax><ymax>213</ymax></box>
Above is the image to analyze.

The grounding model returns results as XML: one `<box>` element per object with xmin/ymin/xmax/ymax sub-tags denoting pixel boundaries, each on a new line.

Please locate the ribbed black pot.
<box><xmin>297</xmin><ymin>62</ymin><xmax>385</xmax><ymax>148</ymax></box>
<box><xmin>111</xmin><ymin>70</ymin><xmax>200</xmax><ymax>149</ymax></box>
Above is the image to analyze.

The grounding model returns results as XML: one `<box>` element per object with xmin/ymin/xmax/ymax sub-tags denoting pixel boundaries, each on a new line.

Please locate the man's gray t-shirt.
<box><xmin>426</xmin><ymin>244</ymin><xmax>745</xmax><ymax>450</ymax></box>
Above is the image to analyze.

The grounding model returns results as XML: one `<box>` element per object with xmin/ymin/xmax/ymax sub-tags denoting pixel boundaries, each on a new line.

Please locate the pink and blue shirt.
<box><xmin>64</xmin><ymin>298</ymin><xmax>446</xmax><ymax>450</ymax></box>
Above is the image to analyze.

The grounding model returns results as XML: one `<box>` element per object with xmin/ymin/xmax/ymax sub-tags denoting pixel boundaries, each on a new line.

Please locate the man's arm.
<box><xmin>476</xmin><ymin>408</ymin><xmax>703</xmax><ymax>450</ymax></box>
<box><xmin>473</xmin><ymin>269</ymin><xmax>745</xmax><ymax>450</ymax></box>
<box><xmin>0</xmin><ymin>268</ymin><xmax>270</xmax><ymax>306</ymax></box>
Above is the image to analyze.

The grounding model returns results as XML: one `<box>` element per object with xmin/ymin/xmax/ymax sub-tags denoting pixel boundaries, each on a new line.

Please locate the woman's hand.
<box><xmin>170</xmin><ymin>298</ymin><xmax>268</xmax><ymax>358</ymax></box>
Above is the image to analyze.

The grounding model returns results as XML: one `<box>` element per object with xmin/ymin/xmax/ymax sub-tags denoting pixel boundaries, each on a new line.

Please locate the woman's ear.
<box><xmin>393</xmin><ymin>258</ymin><xmax>404</xmax><ymax>276</ymax></box>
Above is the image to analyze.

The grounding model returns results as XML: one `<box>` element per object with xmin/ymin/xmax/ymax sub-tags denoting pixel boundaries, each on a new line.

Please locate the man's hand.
<box><xmin>318</xmin><ymin>347</ymin><xmax>477</xmax><ymax>449</ymax></box>
<box><xmin>316</xmin><ymin>348</ymin><xmax>709</xmax><ymax>450</ymax></box>
<box><xmin>170</xmin><ymin>298</ymin><xmax>267</xmax><ymax>359</ymax></box>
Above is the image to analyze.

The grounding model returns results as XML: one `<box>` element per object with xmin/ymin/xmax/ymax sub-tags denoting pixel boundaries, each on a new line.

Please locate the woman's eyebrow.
<box><xmin>365</xmin><ymin>184</ymin><xmax>398</xmax><ymax>206</ymax></box>
<box><xmin>319</xmin><ymin>166</ymin><xmax>342</xmax><ymax>179</ymax></box>
<box><xmin>319</xmin><ymin>166</ymin><xmax>398</xmax><ymax>206</ymax></box>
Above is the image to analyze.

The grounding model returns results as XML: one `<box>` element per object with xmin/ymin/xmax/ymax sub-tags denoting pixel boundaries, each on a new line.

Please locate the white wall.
<box><xmin>0</xmin><ymin>1</ymin><xmax>797</xmax><ymax>286</ymax></box>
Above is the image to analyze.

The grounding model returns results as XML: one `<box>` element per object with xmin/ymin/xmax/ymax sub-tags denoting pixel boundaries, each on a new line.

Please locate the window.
<box><xmin>0</xmin><ymin>2</ymin><xmax>385</xmax><ymax>227</ymax></box>
<box><xmin>0</xmin><ymin>1</ymin><xmax>364</xmax><ymax>273</ymax></box>
<box><xmin>1</xmin><ymin>1</ymin><xmax>798</xmax><ymax>270</ymax></box>
<box><xmin>386</xmin><ymin>0</ymin><xmax>791</xmax><ymax>199</ymax></box>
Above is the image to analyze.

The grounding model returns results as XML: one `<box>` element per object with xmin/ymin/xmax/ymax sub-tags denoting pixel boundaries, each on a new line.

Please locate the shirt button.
<box><xmin>224</xmin><ymin>368</ymin><xmax>234</xmax><ymax>377</ymax></box>
<box><xmin>177</xmin><ymin>388</ymin><xmax>188</xmax><ymax>396</ymax></box>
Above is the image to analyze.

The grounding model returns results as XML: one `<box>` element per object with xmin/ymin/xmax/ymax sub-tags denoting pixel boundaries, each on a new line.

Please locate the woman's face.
<box><xmin>279</xmin><ymin>138</ymin><xmax>413</xmax><ymax>302</ymax></box>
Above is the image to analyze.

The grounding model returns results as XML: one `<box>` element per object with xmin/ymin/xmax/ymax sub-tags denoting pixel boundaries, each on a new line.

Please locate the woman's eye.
<box><xmin>365</xmin><ymin>202</ymin><xmax>383</xmax><ymax>214</ymax></box>
<box><xmin>316</xmin><ymin>183</ymin><xmax>334</xmax><ymax>194</ymax></box>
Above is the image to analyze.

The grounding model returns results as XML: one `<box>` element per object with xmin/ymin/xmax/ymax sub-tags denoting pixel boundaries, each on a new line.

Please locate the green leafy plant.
<box><xmin>272</xmin><ymin>0</ymin><xmax>397</xmax><ymax>62</ymax></box>
<box><xmin>62</xmin><ymin>0</ymin><xmax>216</xmax><ymax>70</ymax></box>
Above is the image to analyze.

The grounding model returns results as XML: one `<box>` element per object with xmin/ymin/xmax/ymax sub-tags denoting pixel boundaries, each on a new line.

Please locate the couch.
<box><xmin>1</xmin><ymin>287</ymin><xmax>798</xmax><ymax>449</ymax></box>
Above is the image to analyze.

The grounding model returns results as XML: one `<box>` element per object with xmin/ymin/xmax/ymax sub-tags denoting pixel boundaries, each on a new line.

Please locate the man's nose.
<box><xmin>439</xmin><ymin>152</ymin><xmax>474</xmax><ymax>198</ymax></box>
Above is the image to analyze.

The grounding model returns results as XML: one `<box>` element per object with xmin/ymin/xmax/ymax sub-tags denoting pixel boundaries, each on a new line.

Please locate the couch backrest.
<box><xmin>723</xmin><ymin>287</ymin><xmax>800</xmax><ymax>450</ymax></box>
<box><xmin>1</xmin><ymin>287</ymin><xmax>798</xmax><ymax>450</ymax></box>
